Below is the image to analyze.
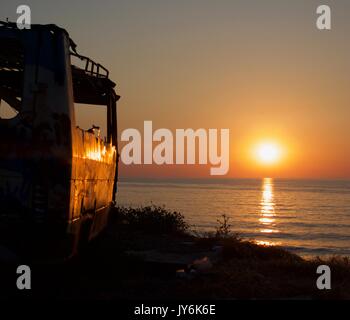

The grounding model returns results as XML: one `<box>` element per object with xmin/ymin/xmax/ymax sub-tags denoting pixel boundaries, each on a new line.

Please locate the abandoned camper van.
<box><xmin>0</xmin><ymin>21</ymin><xmax>120</xmax><ymax>259</ymax></box>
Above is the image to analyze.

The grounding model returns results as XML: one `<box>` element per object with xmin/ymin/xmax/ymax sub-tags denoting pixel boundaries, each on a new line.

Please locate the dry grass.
<box><xmin>106</xmin><ymin>206</ymin><xmax>350</xmax><ymax>300</ymax></box>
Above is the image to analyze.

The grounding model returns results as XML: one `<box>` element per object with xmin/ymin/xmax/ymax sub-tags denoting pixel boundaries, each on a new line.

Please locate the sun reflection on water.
<box><xmin>257</xmin><ymin>178</ymin><xmax>280</xmax><ymax>245</ymax></box>
<box><xmin>255</xmin><ymin>240</ymin><xmax>281</xmax><ymax>246</ymax></box>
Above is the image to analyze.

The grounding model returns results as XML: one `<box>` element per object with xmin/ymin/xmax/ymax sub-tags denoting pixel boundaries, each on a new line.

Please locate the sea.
<box><xmin>116</xmin><ymin>178</ymin><xmax>350</xmax><ymax>257</ymax></box>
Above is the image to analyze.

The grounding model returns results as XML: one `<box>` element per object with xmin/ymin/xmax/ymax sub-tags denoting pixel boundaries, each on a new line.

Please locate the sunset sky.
<box><xmin>2</xmin><ymin>0</ymin><xmax>350</xmax><ymax>179</ymax></box>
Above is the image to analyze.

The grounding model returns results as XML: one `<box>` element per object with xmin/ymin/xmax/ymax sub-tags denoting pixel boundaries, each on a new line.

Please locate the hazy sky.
<box><xmin>2</xmin><ymin>0</ymin><xmax>350</xmax><ymax>178</ymax></box>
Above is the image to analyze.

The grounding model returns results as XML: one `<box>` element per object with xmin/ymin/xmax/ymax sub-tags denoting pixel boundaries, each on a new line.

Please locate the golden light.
<box><xmin>255</xmin><ymin>142</ymin><xmax>282</xmax><ymax>165</ymax></box>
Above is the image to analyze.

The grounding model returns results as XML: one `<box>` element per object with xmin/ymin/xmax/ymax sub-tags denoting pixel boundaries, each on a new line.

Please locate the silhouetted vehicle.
<box><xmin>0</xmin><ymin>21</ymin><xmax>120</xmax><ymax>259</ymax></box>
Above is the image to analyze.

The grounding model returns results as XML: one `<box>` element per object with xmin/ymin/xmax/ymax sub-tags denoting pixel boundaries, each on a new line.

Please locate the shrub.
<box><xmin>215</xmin><ymin>214</ymin><xmax>239</xmax><ymax>239</ymax></box>
<box><xmin>111</xmin><ymin>205</ymin><xmax>189</xmax><ymax>235</ymax></box>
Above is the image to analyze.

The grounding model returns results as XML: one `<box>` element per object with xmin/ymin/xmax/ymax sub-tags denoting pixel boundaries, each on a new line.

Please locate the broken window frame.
<box><xmin>70</xmin><ymin>50</ymin><xmax>119</xmax><ymax>147</ymax></box>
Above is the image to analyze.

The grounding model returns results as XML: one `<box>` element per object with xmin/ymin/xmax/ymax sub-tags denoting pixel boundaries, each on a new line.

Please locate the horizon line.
<box><xmin>119</xmin><ymin>176</ymin><xmax>350</xmax><ymax>182</ymax></box>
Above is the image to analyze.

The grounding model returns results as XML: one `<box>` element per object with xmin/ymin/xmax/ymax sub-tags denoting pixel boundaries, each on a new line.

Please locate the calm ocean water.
<box><xmin>116</xmin><ymin>178</ymin><xmax>350</xmax><ymax>257</ymax></box>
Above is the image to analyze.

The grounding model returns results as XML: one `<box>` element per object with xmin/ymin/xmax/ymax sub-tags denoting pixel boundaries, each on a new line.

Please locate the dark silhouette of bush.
<box><xmin>111</xmin><ymin>205</ymin><xmax>189</xmax><ymax>235</ymax></box>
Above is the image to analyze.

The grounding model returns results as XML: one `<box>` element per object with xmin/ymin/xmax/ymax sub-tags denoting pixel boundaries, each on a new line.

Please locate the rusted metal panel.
<box><xmin>71</xmin><ymin>127</ymin><xmax>117</xmax><ymax>221</ymax></box>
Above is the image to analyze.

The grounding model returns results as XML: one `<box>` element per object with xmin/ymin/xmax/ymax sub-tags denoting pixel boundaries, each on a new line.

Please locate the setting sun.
<box><xmin>255</xmin><ymin>142</ymin><xmax>282</xmax><ymax>165</ymax></box>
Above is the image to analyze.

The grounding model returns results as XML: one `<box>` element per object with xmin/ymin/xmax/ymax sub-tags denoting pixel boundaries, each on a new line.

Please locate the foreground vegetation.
<box><xmin>1</xmin><ymin>205</ymin><xmax>349</xmax><ymax>300</ymax></box>
<box><xmin>105</xmin><ymin>206</ymin><xmax>350</xmax><ymax>299</ymax></box>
